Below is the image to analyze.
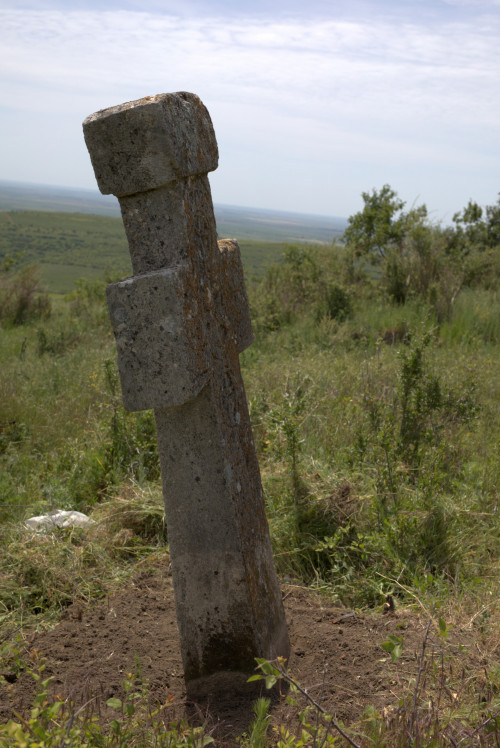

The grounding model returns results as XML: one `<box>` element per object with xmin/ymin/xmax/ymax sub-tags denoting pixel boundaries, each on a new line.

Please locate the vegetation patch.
<box><xmin>1</xmin><ymin>186</ymin><xmax>499</xmax><ymax>744</ymax></box>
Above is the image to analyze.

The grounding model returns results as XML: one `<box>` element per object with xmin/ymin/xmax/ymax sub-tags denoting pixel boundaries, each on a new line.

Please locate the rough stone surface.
<box><xmin>83</xmin><ymin>92</ymin><xmax>218</xmax><ymax>197</ymax></box>
<box><xmin>83</xmin><ymin>91</ymin><xmax>290</xmax><ymax>693</ymax></box>
<box><xmin>106</xmin><ymin>266</ymin><xmax>207</xmax><ymax>412</ymax></box>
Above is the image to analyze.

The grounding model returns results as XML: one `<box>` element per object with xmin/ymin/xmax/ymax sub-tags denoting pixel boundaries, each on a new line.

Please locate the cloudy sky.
<box><xmin>1</xmin><ymin>0</ymin><xmax>499</xmax><ymax>221</ymax></box>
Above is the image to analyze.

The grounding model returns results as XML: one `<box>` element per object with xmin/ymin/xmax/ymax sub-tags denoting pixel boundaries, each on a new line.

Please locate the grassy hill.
<box><xmin>0</xmin><ymin>210</ymin><xmax>298</xmax><ymax>292</ymax></box>
<box><xmin>0</xmin><ymin>181</ymin><xmax>347</xmax><ymax>293</ymax></box>
<box><xmin>0</xmin><ymin>211</ymin><xmax>131</xmax><ymax>292</ymax></box>
<box><xmin>2</xmin><ymin>182</ymin><xmax>499</xmax><ymax>743</ymax></box>
<box><xmin>1</xmin><ymin>247</ymin><xmax>499</xmax><ymax>743</ymax></box>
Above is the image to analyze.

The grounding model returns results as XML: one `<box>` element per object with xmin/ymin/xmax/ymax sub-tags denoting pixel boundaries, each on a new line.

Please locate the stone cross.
<box><xmin>83</xmin><ymin>92</ymin><xmax>289</xmax><ymax>695</ymax></box>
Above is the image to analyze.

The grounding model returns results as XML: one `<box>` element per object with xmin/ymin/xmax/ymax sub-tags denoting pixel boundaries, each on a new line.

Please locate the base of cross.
<box><xmin>155</xmin><ymin>379</ymin><xmax>290</xmax><ymax>689</ymax></box>
<box><xmin>185</xmin><ymin>668</ymin><xmax>278</xmax><ymax>704</ymax></box>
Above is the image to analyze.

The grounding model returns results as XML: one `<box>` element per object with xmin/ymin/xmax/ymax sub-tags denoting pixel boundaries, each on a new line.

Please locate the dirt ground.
<box><xmin>0</xmin><ymin>558</ymin><xmax>490</xmax><ymax>742</ymax></box>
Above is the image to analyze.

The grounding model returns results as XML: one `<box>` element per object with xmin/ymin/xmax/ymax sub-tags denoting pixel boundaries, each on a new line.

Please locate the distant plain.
<box><xmin>0</xmin><ymin>180</ymin><xmax>346</xmax><ymax>293</ymax></box>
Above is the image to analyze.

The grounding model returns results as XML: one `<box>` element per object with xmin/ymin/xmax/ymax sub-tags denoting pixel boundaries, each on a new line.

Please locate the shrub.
<box><xmin>0</xmin><ymin>263</ymin><xmax>51</xmax><ymax>325</ymax></box>
<box><xmin>250</xmin><ymin>243</ymin><xmax>350</xmax><ymax>331</ymax></box>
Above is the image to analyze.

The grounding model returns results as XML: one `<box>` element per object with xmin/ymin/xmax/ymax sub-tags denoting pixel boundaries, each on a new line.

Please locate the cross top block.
<box><xmin>83</xmin><ymin>92</ymin><xmax>219</xmax><ymax>197</ymax></box>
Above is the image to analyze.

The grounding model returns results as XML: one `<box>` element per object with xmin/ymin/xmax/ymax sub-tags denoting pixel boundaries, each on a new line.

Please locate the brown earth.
<box><xmin>0</xmin><ymin>558</ymin><xmax>490</xmax><ymax>742</ymax></box>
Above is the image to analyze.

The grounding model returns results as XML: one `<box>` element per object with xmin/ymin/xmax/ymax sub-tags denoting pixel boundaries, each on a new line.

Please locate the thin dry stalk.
<box><xmin>273</xmin><ymin>659</ymin><xmax>361</xmax><ymax>748</ymax></box>
<box><xmin>408</xmin><ymin>617</ymin><xmax>432</xmax><ymax>747</ymax></box>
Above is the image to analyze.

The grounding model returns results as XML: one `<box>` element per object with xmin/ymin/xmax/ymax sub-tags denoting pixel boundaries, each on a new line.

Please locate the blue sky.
<box><xmin>1</xmin><ymin>0</ymin><xmax>499</xmax><ymax>221</ymax></box>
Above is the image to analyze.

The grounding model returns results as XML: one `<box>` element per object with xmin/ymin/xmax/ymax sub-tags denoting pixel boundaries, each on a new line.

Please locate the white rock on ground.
<box><xmin>25</xmin><ymin>510</ymin><xmax>96</xmax><ymax>532</ymax></box>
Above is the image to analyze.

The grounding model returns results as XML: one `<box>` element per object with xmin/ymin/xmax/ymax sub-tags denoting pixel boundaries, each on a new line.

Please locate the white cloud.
<box><xmin>1</xmin><ymin>5</ymin><xmax>499</xmax><ymax>215</ymax></box>
<box><xmin>2</xmin><ymin>10</ymin><xmax>498</xmax><ymax>120</ymax></box>
<box><xmin>443</xmin><ymin>0</ymin><xmax>500</xmax><ymax>6</ymax></box>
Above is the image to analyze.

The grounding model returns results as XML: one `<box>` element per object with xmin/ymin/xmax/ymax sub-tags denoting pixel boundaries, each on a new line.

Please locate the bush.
<box><xmin>343</xmin><ymin>185</ymin><xmax>500</xmax><ymax>317</ymax></box>
<box><xmin>0</xmin><ymin>263</ymin><xmax>51</xmax><ymax>325</ymax></box>
<box><xmin>250</xmin><ymin>244</ymin><xmax>351</xmax><ymax>331</ymax></box>
<box><xmin>316</xmin><ymin>282</ymin><xmax>352</xmax><ymax>321</ymax></box>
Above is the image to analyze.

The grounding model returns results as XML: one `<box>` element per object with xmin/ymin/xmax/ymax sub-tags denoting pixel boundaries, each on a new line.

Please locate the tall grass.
<box><xmin>440</xmin><ymin>288</ymin><xmax>500</xmax><ymax>346</ymax></box>
<box><xmin>243</xmin><ymin>284</ymin><xmax>500</xmax><ymax>609</ymax></box>
<box><xmin>0</xmin><ymin>283</ymin><xmax>159</xmax><ymax>521</ymax></box>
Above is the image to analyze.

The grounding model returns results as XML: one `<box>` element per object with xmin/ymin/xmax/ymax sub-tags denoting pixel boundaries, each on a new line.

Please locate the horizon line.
<box><xmin>0</xmin><ymin>178</ymin><xmax>348</xmax><ymax>224</ymax></box>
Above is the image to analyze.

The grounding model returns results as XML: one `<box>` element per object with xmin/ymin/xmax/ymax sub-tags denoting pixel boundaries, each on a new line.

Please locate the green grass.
<box><xmin>38</xmin><ymin>262</ymin><xmax>105</xmax><ymax>294</ymax></box>
<box><xmin>0</xmin><ymin>211</ymin><xmax>131</xmax><ymax>271</ymax></box>
<box><xmin>1</xmin><ymin>240</ymin><xmax>500</xmax><ymax>744</ymax></box>
<box><xmin>0</xmin><ymin>211</ymin><xmax>296</xmax><ymax>292</ymax></box>
<box><xmin>237</xmin><ymin>240</ymin><xmax>292</xmax><ymax>278</ymax></box>
<box><xmin>2</xmin><ymin>279</ymin><xmax>499</xmax><ymax>606</ymax></box>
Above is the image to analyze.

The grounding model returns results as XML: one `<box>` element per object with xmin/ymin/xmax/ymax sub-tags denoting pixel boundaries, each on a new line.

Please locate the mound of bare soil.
<box><xmin>0</xmin><ymin>558</ymin><xmax>486</xmax><ymax>741</ymax></box>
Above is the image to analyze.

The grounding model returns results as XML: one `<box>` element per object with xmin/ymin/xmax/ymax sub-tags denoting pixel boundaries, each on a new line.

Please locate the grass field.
<box><xmin>0</xmin><ymin>180</ymin><xmax>120</xmax><ymax>216</ymax></box>
<box><xmin>0</xmin><ymin>181</ymin><xmax>347</xmax><ymax>293</ymax></box>
<box><xmin>0</xmin><ymin>210</ymin><xmax>320</xmax><ymax>292</ymax></box>
<box><xmin>0</xmin><ymin>211</ymin><xmax>131</xmax><ymax>285</ymax></box>
<box><xmin>1</xmin><ymin>185</ymin><xmax>499</xmax><ymax>744</ymax></box>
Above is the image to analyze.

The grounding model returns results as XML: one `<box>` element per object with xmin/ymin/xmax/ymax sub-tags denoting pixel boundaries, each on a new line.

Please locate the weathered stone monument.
<box><xmin>83</xmin><ymin>92</ymin><xmax>289</xmax><ymax>694</ymax></box>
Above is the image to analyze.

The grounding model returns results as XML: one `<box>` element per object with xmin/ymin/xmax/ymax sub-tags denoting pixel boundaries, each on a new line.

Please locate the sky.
<box><xmin>1</xmin><ymin>0</ymin><xmax>500</xmax><ymax>222</ymax></box>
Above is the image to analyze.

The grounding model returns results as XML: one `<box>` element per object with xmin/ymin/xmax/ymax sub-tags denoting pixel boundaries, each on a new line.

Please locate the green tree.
<box><xmin>452</xmin><ymin>199</ymin><xmax>486</xmax><ymax>253</ymax></box>
<box><xmin>452</xmin><ymin>195</ymin><xmax>500</xmax><ymax>253</ymax></box>
<box><xmin>343</xmin><ymin>184</ymin><xmax>408</xmax><ymax>261</ymax></box>
<box><xmin>485</xmin><ymin>194</ymin><xmax>500</xmax><ymax>247</ymax></box>
<box><xmin>449</xmin><ymin>195</ymin><xmax>500</xmax><ymax>289</ymax></box>
<box><xmin>343</xmin><ymin>185</ymin><xmax>428</xmax><ymax>303</ymax></box>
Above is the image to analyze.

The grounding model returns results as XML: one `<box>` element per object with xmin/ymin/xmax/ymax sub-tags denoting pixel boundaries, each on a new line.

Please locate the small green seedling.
<box><xmin>438</xmin><ymin>617</ymin><xmax>453</xmax><ymax>639</ymax></box>
<box><xmin>381</xmin><ymin>635</ymin><xmax>404</xmax><ymax>663</ymax></box>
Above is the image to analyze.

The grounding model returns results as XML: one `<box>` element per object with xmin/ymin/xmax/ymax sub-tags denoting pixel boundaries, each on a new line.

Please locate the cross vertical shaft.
<box><xmin>83</xmin><ymin>92</ymin><xmax>289</xmax><ymax>694</ymax></box>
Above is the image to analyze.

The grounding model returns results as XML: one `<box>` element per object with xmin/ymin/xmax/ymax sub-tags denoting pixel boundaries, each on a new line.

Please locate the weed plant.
<box><xmin>242</xmin><ymin>245</ymin><xmax>499</xmax><ymax>612</ymax></box>
<box><xmin>0</xmin><ymin>261</ymin><xmax>50</xmax><ymax>325</ymax></box>
<box><xmin>0</xmin><ymin>664</ymin><xmax>213</xmax><ymax>747</ymax></box>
